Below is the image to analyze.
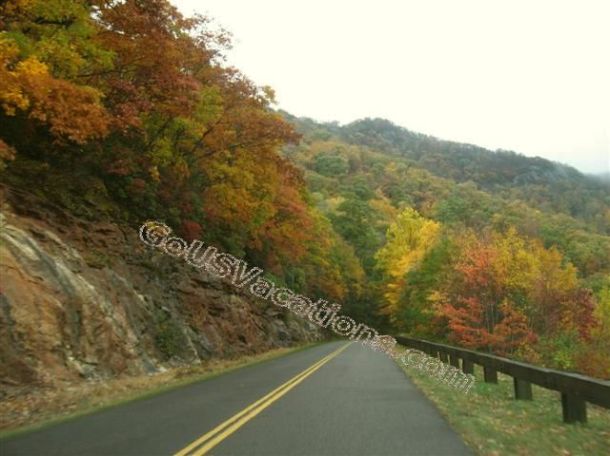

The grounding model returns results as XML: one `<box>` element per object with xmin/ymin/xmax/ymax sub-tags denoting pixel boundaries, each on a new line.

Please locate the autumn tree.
<box><xmin>375</xmin><ymin>207</ymin><xmax>440</xmax><ymax>325</ymax></box>
<box><xmin>1</xmin><ymin>0</ymin><xmax>111</xmax><ymax>145</ymax></box>
<box><xmin>435</xmin><ymin>228</ymin><xmax>596</xmax><ymax>361</ymax></box>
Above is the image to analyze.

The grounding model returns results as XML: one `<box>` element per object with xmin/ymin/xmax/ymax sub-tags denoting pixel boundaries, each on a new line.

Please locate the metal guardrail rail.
<box><xmin>395</xmin><ymin>336</ymin><xmax>610</xmax><ymax>423</ymax></box>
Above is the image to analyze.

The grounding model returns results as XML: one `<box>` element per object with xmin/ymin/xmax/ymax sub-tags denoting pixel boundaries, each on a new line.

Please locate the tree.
<box><xmin>375</xmin><ymin>207</ymin><xmax>440</xmax><ymax>324</ymax></box>
<box><xmin>435</xmin><ymin>228</ymin><xmax>596</xmax><ymax>361</ymax></box>
<box><xmin>0</xmin><ymin>13</ymin><xmax>110</xmax><ymax>144</ymax></box>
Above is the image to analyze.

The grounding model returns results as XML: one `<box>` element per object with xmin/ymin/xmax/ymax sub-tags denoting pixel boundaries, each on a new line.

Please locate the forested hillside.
<box><xmin>282</xmin><ymin>114</ymin><xmax>610</xmax><ymax>377</ymax></box>
<box><xmin>0</xmin><ymin>0</ymin><xmax>364</xmax><ymax>306</ymax></box>
<box><xmin>0</xmin><ymin>0</ymin><xmax>358</xmax><ymax>388</ymax></box>
<box><xmin>1</xmin><ymin>0</ymin><xmax>608</xmax><ymax>383</ymax></box>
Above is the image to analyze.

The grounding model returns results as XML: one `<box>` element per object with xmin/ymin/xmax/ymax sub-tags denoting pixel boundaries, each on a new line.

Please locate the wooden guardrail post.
<box><xmin>513</xmin><ymin>378</ymin><xmax>533</xmax><ymax>400</ymax></box>
<box><xmin>462</xmin><ymin>359</ymin><xmax>474</xmax><ymax>374</ymax></box>
<box><xmin>561</xmin><ymin>393</ymin><xmax>587</xmax><ymax>423</ymax></box>
<box><xmin>483</xmin><ymin>366</ymin><xmax>498</xmax><ymax>383</ymax></box>
<box><xmin>439</xmin><ymin>352</ymin><xmax>449</xmax><ymax>363</ymax></box>
<box><xmin>449</xmin><ymin>354</ymin><xmax>460</xmax><ymax>368</ymax></box>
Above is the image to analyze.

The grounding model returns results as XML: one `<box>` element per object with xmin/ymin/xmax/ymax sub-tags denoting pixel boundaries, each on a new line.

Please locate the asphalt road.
<box><xmin>1</xmin><ymin>341</ymin><xmax>472</xmax><ymax>456</ymax></box>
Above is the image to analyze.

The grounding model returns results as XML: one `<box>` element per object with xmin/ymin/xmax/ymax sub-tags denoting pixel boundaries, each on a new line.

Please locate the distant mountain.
<box><xmin>591</xmin><ymin>171</ymin><xmax>610</xmax><ymax>183</ymax></box>
<box><xmin>281</xmin><ymin>112</ymin><xmax>610</xmax><ymax>236</ymax></box>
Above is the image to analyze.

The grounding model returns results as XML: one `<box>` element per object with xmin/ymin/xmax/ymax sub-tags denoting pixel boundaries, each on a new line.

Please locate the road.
<box><xmin>1</xmin><ymin>341</ymin><xmax>472</xmax><ymax>456</ymax></box>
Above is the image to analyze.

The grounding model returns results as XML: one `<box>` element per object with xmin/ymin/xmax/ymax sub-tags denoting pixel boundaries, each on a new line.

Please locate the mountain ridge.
<box><xmin>280</xmin><ymin>112</ymin><xmax>610</xmax><ymax>237</ymax></box>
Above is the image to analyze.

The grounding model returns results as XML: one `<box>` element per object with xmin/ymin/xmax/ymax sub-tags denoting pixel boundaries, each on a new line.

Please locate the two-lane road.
<box><xmin>1</xmin><ymin>342</ymin><xmax>471</xmax><ymax>455</ymax></box>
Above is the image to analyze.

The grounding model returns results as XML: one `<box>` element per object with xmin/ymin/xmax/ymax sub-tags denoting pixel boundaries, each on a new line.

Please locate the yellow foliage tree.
<box><xmin>375</xmin><ymin>207</ymin><xmax>440</xmax><ymax>322</ymax></box>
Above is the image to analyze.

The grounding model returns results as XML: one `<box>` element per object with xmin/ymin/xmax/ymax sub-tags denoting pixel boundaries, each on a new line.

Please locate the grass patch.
<box><xmin>0</xmin><ymin>341</ymin><xmax>322</xmax><ymax>440</ymax></box>
<box><xmin>393</xmin><ymin>347</ymin><xmax>610</xmax><ymax>455</ymax></box>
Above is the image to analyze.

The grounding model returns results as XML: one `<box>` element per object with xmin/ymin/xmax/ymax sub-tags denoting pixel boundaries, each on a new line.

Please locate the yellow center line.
<box><xmin>173</xmin><ymin>343</ymin><xmax>352</xmax><ymax>456</ymax></box>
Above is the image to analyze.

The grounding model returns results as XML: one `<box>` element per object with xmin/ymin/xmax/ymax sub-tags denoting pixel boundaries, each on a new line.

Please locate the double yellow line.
<box><xmin>173</xmin><ymin>343</ymin><xmax>351</xmax><ymax>456</ymax></box>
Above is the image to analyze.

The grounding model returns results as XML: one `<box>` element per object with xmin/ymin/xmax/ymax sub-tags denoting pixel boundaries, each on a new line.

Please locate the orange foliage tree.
<box><xmin>435</xmin><ymin>228</ymin><xmax>595</xmax><ymax>361</ymax></box>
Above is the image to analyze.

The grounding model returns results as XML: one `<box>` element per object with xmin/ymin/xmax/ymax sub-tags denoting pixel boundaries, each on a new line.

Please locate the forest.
<box><xmin>1</xmin><ymin>0</ymin><xmax>609</xmax><ymax>378</ymax></box>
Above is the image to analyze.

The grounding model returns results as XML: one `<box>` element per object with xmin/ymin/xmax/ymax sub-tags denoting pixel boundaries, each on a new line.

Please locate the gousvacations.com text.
<box><xmin>139</xmin><ymin>221</ymin><xmax>475</xmax><ymax>394</ymax></box>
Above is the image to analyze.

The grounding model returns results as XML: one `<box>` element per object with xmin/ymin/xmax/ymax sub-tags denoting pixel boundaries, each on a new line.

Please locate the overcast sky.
<box><xmin>175</xmin><ymin>0</ymin><xmax>609</xmax><ymax>174</ymax></box>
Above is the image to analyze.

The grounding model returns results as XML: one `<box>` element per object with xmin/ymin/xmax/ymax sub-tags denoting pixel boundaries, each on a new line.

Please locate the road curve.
<box><xmin>1</xmin><ymin>341</ymin><xmax>471</xmax><ymax>456</ymax></box>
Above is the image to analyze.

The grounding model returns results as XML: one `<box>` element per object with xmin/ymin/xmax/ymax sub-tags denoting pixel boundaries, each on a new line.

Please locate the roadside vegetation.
<box><xmin>394</xmin><ymin>347</ymin><xmax>610</xmax><ymax>455</ymax></box>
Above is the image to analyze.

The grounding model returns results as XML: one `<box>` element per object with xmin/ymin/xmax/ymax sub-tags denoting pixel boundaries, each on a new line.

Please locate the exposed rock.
<box><xmin>0</xmin><ymin>186</ymin><xmax>321</xmax><ymax>389</ymax></box>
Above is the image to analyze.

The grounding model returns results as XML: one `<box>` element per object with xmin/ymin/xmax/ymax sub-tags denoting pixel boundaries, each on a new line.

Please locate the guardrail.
<box><xmin>394</xmin><ymin>336</ymin><xmax>610</xmax><ymax>423</ymax></box>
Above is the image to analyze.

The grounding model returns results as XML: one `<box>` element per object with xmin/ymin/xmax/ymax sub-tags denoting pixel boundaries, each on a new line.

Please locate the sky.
<box><xmin>174</xmin><ymin>0</ymin><xmax>609</xmax><ymax>174</ymax></box>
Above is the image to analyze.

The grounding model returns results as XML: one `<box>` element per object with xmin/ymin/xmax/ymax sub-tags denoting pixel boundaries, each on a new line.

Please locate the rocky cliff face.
<box><xmin>0</xmin><ymin>186</ymin><xmax>320</xmax><ymax>389</ymax></box>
